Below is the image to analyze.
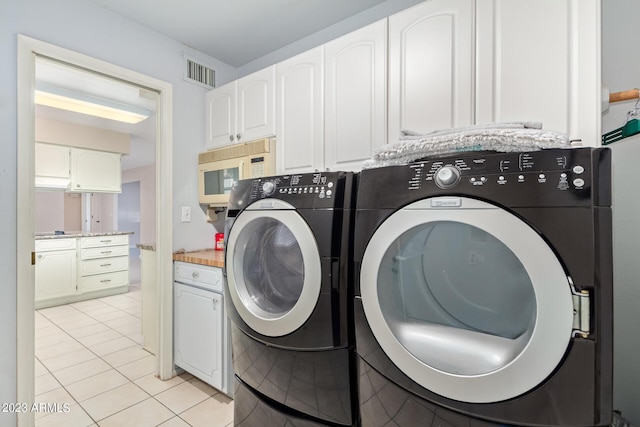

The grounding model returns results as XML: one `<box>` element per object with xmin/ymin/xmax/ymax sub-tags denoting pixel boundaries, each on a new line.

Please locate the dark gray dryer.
<box><xmin>354</xmin><ymin>148</ymin><xmax>613</xmax><ymax>426</ymax></box>
<box><xmin>224</xmin><ymin>171</ymin><xmax>358</xmax><ymax>427</ymax></box>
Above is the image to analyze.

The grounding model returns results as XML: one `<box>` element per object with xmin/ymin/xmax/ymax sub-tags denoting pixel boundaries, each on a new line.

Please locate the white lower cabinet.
<box><xmin>35</xmin><ymin>238</ymin><xmax>77</xmax><ymax>303</ymax></box>
<box><xmin>174</xmin><ymin>262</ymin><xmax>231</xmax><ymax>395</ymax></box>
<box><xmin>35</xmin><ymin>234</ymin><xmax>130</xmax><ymax>309</ymax></box>
<box><xmin>78</xmin><ymin>235</ymin><xmax>129</xmax><ymax>294</ymax></box>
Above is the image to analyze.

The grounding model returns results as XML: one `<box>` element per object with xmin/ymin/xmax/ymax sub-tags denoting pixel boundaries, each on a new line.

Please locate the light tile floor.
<box><xmin>35</xmin><ymin>283</ymin><xmax>234</xmax><ymax>427</ymax></box>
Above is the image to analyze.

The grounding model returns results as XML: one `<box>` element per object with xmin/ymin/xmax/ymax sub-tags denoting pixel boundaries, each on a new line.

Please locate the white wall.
<box><xmin>122</xmin><ymin>165</ymin><xmax>156</xmax><ymax>245</ymax></box>
<box><xmin>0</xmin><ymin>0</ymin><xmax>236</xmax><ymax>420</ymax></box>
<box><xmin>602</xmin><ymin>1</ymin><xmax>640</xmax><ymax>424</ymax></box>
<box><xmin>34</xmin><ymin>192</ymin><xmax>65</xmax><ymax>233</ymax></box>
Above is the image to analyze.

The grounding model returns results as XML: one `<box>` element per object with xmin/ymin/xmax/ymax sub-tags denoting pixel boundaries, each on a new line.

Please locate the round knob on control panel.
<box><xmin>262</xmin><ymin>181</ymin><xmax>276</xmax><ymax>196</ymax></box>
<box><xmin>435</xmin><ymin>166</ymin><xmax>461</xmax><ymax>189</ymax></box>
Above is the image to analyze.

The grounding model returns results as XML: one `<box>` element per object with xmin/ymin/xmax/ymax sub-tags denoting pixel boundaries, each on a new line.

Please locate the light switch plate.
<box><xmin>181</xmin><ymin>206</ymin><xmax>191</xmax><ymax>222</ymax></box>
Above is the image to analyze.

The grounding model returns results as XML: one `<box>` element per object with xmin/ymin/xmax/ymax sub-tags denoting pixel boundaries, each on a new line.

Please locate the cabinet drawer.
<box><xmin>79</xmin><ymin>270</ymin><xmax>129</xmax><ymax>293</ymax></box>
<box><xmin>35</xmin><ymin>238</ymin><xmax>77</xmax><ymax>252</ymax></box>
<box><xmin>174</xmin><ymin>261</ymin><xmax>223</xmax><ymax>292</ymax></box>
<box><xmin>80</xmin><ymin>256</ymin><xmax>128</xmax><ymax>276</ymax></box>
<box><xmin>80</xmin><ymin>245</ymin><xmax>129</xmax><ymax>260</ymax></box>
<box><xmin>81</xmin><ymin>235</ymin><xmax>129</xmax><ymax>248</ymax></box>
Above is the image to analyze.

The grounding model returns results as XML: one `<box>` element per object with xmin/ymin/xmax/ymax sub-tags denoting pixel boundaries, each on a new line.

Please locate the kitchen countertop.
<box><xmin>173</xmin><ymin>249</ymin><xmax>224</xmax><ymax>268</ymax></box>
<box><xmin>35</xmin><ymin>231</ymin><xmax>134</xmax><ymax>240</ymax></box>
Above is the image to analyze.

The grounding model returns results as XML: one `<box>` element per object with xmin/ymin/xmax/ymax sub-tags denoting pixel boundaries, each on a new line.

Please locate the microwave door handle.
<box><xmin>238</xmin><ymin>160</ymin><xmax>245</xmax><ymax>179</ymax></box>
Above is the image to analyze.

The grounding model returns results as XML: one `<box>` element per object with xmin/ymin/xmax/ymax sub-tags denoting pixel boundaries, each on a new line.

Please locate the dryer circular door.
<box><xmin>360</xmin><ymin>197</ymin><xmax>574</xmax><ymax>403</ymax></box>
<box><xmin>226</xmin><ymin>200</ymin><xmax>321</xmax><ymax>337</ymax></box>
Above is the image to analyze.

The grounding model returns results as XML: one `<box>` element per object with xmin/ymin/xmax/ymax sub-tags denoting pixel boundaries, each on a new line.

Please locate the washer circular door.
<box><xmin>226</xmin><ymin>200</ymin><xmax>321</xmax><ymax>337</ymax></box>
<box><xmin>360</xmin><ymin>197</ymin><xmax>575</xmax><ymax>403</ymax></box>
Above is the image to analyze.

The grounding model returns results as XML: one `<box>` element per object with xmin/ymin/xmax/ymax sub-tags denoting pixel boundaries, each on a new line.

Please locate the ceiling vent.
<box><xmin>184</xmin><ymin>55</ymin><xmax>216</xmax><ymax>89</ymax></box>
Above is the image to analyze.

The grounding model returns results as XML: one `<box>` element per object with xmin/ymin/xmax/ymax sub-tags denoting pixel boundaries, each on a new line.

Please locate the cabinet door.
<box><xmin>206</xmin><ymin>81</ymin><xmax>237</xmax><ymax>149</ymax></box>
<box><xmin>276</xmin><ymin>47</ymin><xmax>324</xmax><ymax>174</ymax></box>
<box><xmin>35</xmin><ymin>143</ymin><xmax>70</xmax><ymax>178</ymax></box>
<box><xmin>70</xmin><ymin>148</ymin><xmax>121</xmax><ymax>193</ymax></box>
<box><xmin>35</xmin><ymin>249</ymin><xmax>77</xmax><ymax>302</ymax></box>
<box><xmin>388</xmin><ymin>0</ymin><xmax>474</xmax><ymax>141</ymax></box>
<box><xmin>476</xmin><ymin>0</ymin><xmax>599</xmax><ymax>144</ymax></box>
<box><xmin>324</xmin><ymin>19</ymin><xmax>387</xmax><ymax>172</ymax></box>
<box><xmin>236</xmin><ymin>66</ymin><xmax>276</xmax><ymax>143</ymax></box>
<box><xmin>174</xmin><ymin>283</ymin><xmax>223</xmax><ymax>390</ymax></box>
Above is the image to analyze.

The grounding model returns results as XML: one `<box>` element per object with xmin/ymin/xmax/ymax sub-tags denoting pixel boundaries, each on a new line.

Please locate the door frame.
<box><xmin>16</xmin><ymin>35</ymin><xmax>174</xmax><ymax>426</ymax></box>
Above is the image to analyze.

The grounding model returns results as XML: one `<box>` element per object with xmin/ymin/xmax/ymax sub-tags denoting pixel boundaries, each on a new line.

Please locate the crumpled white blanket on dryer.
<box><xmin>362</xmin><ymin>122</ymin><xmax>571</xmax><ymax>169</ymax></box>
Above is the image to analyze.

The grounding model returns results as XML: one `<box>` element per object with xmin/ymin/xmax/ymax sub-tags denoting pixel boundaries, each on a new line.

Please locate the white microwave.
<box><xmin>198</xmin><ymin>138</ymin><xmax>276</xmax><ymax>207</ymax></box>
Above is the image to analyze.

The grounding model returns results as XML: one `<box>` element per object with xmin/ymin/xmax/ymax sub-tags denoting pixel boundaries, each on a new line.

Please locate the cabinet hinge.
<box><xmin>572</xmin><ymin>287</ymin><xmax>591</xmax><ymax>338</ymax></box>
<box><xmin>31</xmin><ymin>252</ymin><xmax>35</xmax><ymax>265</ymax></box>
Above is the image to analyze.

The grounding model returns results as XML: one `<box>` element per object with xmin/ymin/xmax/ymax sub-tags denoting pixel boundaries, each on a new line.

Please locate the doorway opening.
<box><xmin>17</xmin><ymin>35</ymin><xmax>174</xmax><ymax>426</ymax></box>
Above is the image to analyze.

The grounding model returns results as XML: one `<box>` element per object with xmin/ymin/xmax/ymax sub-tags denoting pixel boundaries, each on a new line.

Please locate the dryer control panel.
<box><xmin>359</xmin><ymin>148</ymin><xmax>611</xmax><ymax>209</ymax></box>
<box><xmin>228</xmin><ymin>171</ymin><xmax>354</xmax><ymax>210</ymax></box>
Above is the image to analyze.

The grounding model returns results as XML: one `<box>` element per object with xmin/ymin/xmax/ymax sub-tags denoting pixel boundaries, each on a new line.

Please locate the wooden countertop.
<box><xmin>173</xmin><ymin>249</ymin><xmax>224</xmax><ymax>268</ymax></box>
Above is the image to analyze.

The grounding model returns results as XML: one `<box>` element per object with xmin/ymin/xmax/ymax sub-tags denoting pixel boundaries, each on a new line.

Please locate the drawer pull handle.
<box><xmin>100</xmin><ymin>240</ymin><xmax>112</xmax><ymax>243</ymax></box>
<box><xmin>192</xmin><ymin>272</ymin><xmax>200</xmax><ymax>279</ymax></box>
<box><xmin>100</xmin><ymin>263</ymin><xmax>112</xmax><ymax>268</ymax></box>
<box><xmin>101</xmin><ymin>251</ymin><xmax>112</xmax><ymax>255</ymax></box>
<box><xmin>100</xmin><ymin>279</ymin><xmax>112</xmax><ymax>283</ymax></box>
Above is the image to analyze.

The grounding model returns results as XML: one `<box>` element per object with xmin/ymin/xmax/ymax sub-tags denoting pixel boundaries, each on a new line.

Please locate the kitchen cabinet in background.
<box><xmin>206</xmin><ymin>66</ymin><xmax>276</xmax><ymax>149</ymax></box>
<box><xmin>35</xmin><ymin>238</ymin><xmax>77</xmax><ymax>304</ymax></box>
<box><xmin>70</xmin><ymin>147</ymin><xmax>122</xmax><ymax>193</ymax></box>
<box><xmin>34</xmin><ymin>143</ymin><xmax>71</xmax><ymax>189</ymax></box>
<box><xmin>35</xmin><ymin>234</ymin><xmax>130</xmax><ymax>309</ymax></box>
<box><xmin>35</xmin><ymin>143</ymin><xmax>122</xmax><ymax>193</ymax></box>
<box><xmin>78</xmin><ymin>235</ymin><xmax>129</xmax><ymax>294</ymax></box>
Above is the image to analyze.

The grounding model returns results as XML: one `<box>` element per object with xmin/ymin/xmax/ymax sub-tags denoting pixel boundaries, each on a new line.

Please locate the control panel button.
<box><xmin>435</xmin><ymin>166</ymin><xmax>461</xmax><ymax>189</ymax></box>
<box><xmin>573</xmin><ymin>178</ymin><xmax>585</xmax><ymax>187</ymax></box>
<box><xmin>573</xmin><ymin>165</ymin><xmax>585</xmax><ymax>174</ymax></box>
<box><xmin>262</xmin><ymin>181</ymin><xmax>276</xmax><ymax>196</ymax></box>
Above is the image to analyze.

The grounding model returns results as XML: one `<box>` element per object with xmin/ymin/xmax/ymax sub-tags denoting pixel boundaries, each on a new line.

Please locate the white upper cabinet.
<box><xmin>206</xmin><ymin>81</ymin><xmax>236</xmax><ymax>148</ymax></box>
<box><xmin>35</xmin><ymin>143</ymin><xmax>70</xmax><ymax>178</ymax></box>
<box><xmin>388</xmin><ymin>0</ymin><xmax>474</xmax><ymax>142</ymax></box>
<box><xmin>324</xmin><ymin>19</ymin><xmax>387</xmax><ymax>172</ymax></box>
<box><xmin>237</xmin><ymin>66</ymin><xmax>276</xmax><ymax>143</ymax></box>
<box><xmin>206</xmin><ymin>66</ymin><xmax>276</xmax><ymax>149</ymax></box>
<box><xmin>70</xmin><ymin>148</ymin><xmax>121</xmax><ymax>193</ymax></box>
<box><xmin>35</xmin><ymin>143</ymin><xmax>71</xmax><ymax>189</ymax></box>
<box><xmin>276</xmin><ymin>46</ymin><xmax>324</xmax><ymax>174</ymax></box>
<box><xmin>476</xmin><ymin>0</ymin><xmax>600</xmax><ymax>145</ymax></box>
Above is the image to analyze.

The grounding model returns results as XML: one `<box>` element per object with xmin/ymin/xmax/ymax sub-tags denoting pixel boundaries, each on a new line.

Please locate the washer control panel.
<box><xmin>406</xmin><ymin>150</ymin><xmax>590</xmax><ymax>193</ymax></box>
<box><xmin>230</xmin><ymin>171</ymin><xmax>350</xmax><ymax>210</ymax></box>
<box><xmin>358</xmin><ymin>148</ymin><xmax>610</xmax><ymax>209</ymax></box>
<box><xmin>252</xmin><ymin>173</ymin><xmax>335</xmax><ymax>199</ymax></box>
